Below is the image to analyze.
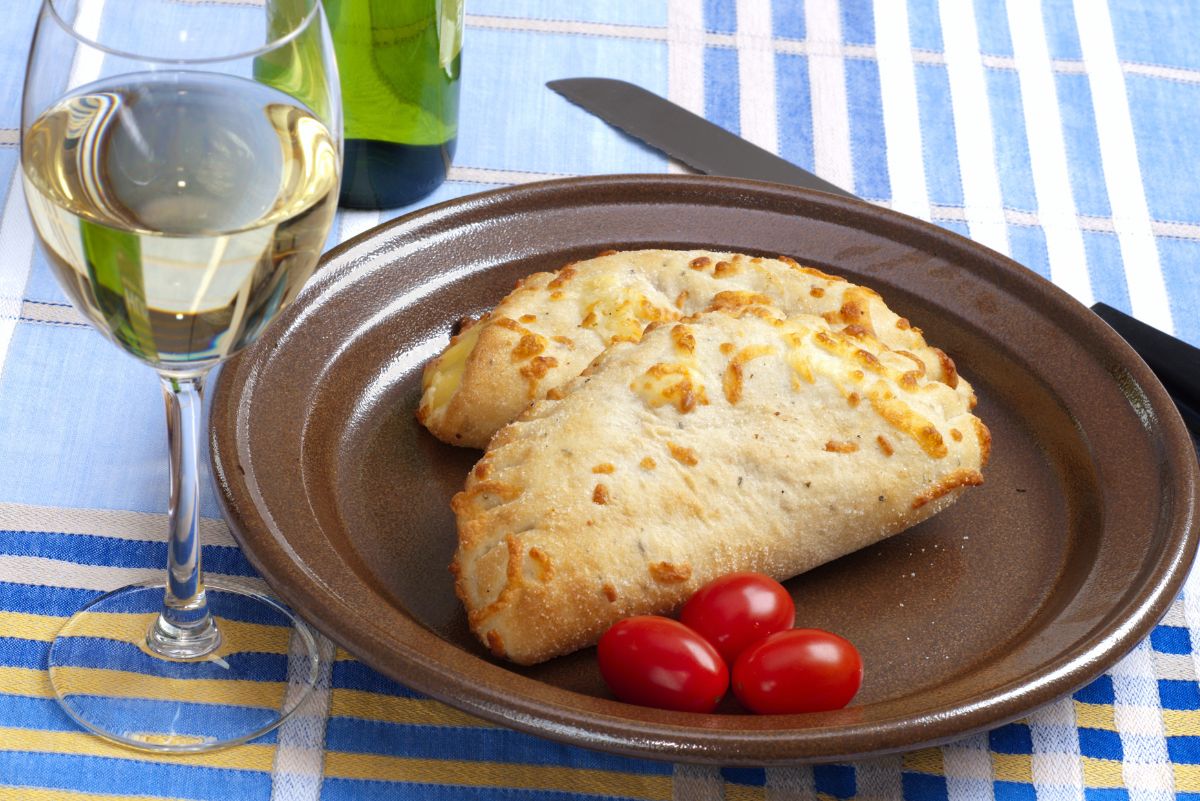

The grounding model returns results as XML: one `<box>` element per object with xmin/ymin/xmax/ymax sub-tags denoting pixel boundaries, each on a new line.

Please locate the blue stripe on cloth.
<box><xmin>703</xmin><ymin>0</ymin><xmax>737</xmax><ymax>34</ymax></box>
<box><xmin>814</xmin><ymin>763</ymin><xmax>855</xmax><ymax>797</ymax></box>
<box><xmin>934</xmin><ymin>219</ymin><xmax>970</xmax><ymax>238</ymax></box>
<box><xmin>903</xmin><ymin>772</ymin><xmax>949</xmax><ymax>801</ymax></box>
<box><xmin>914</xmin><ymin>64</ymin><xmax>965</xmax><ymax>209</ymax></box>
<box><xmin>1084</xmin><ymin>789</ymin><xmax>1132</xmax><ymax>801</ymax></box>
<box><xmin>1126</xmin><ymin>75</ymin><xmax>1200</xmax><ymax>224</ymax></box>
<box><xmin>1078</xmin><ymin>727</ymin><xmax>1124</xmax><ymax>760</ymax></box>
<box><xmin>704</xmin><ymin>46</ymin><xmax>740</xmax><ymax>136</ymax></box>
<box><xmin>1107</xmin><ymin>0</ymin><xmax>1200</xmax><ymax>71</ymax></box>
<box><xmin>1159</xmin><ymin>679</ymin><xmax>1200</xmax><ymax>710</ymax></box>
<box><xmin>456</xmin><ymin>28</ymin><xmax>668</xmax><ymax>177</ymax></box>
<box><xmin>1008</xmin><ymin>225</ymin><xmax>1052</xmax><ymax>281</ymax></box>
<box><xmin>1083</xmin><ymin>230</ymin><xmax>1133</xmax><ymax>315</ymax></box>
<box><xmin>20</xmin><ymin>247</ymin><xmax>71</xmax><ymax>306</ymax></box>
<box><xmin>772</xmin><ymin>3</ymin><xmax>804</xmax><ymax>40</ymax></box>
<box><xmin>985</xmin><ymin>68</ymin><xmax>1037</xmax><ymax>213</ymax></box>
<box><xmin>1168</xmin><ymin>736</ymin><xmax>1200</xmax><ymax>764</ymax></box>
<box><xmin>1076</xmin><ymin>674</ymin><xmax>1116</xmax><ymax>705</ymax></box>
<box><xmin>841</xmin><ymin>0</ymin><xmax>875</xmax><ymax>45</ymax></box>
<box><xmin>0</xmin><ymin>693</ymin><xmax>280</xmax><ymax>744</ymax></box>
<box><xmin>775</xmin><ymin>53</ymin><xmax>814</xmax><ymax>173</ymax></box>
<box><xmin>466</xmin><ymin>0</ymin><xmax>667</xmax><ymax>26</ymax></box>
<box><xmin>1151</xmin><ymin>625</ymin><xmax>1193</xmax><ymax>655</ymax></box>
<box><xmin>0</xmin><ymin>581</ymin><xmax>287</xmax><ymax>627</ymax></box>
<box><xmin>995</xmin><ymin>781</ymin><xmax>1038</xmax><ymax>801</ymax></box>
<box><xmin>0</xmin><ymin>324</ymin><xmax>224</xmax><ymax>519</ymax></box>
<box><xmin>0</xmin><ymin>530</ymin><xmax>256</xmax><ymax>576</ymax></box>
<box><xmin>332</xmin><ymin>660</ymin><xmax>424</xmax><ymax>698</ymax></box>
<box><xmin>906</xmin><ymin>0</ymin><xmax>944</xmax><ymax>52</ymax></box>
<box><xmin>844</xmin><ymin>57</ymin><xmax>889</xmax><ymax>201</ymax></box>
<box><xmin>0</xmin><ymin>637</ymin><xmax>51</xmax><ymax>669</ymax></box>
<box><xmin>989</xmin><ymin>722</ymin><xmax>1034</xmax><ymax>753</ymax></box>
<box><xmin>324</xmin><ymin>717</ymin><xmax>673</xmax><ymax>774</ymax></box>
<box><xmin>49</xmin><ymin>636</ymin><xmax>290</xmax><ymax>681</ymax></box>
<box><xmin>88</xmin><ymin>2</ymin><xmax>263</xmax><ymax>71</ymax></box>
<box><xmin>322</xmin><ymin>779</ymin><xmax>653</xmax><ymax>801</ymax></box>
<box><xmin>1177</xmin><ymin>795</ymin><xmax>1200</xmax><ymax>801</ymax></box>
<box><xmin>972</xmin><ymin>0</ymin><xmax>1014</xmax><ymax>57</ymax></box>
<box><xmin>1041</xmin><ymin>0</ymin><xmax>1083</xmax><ymax>60</ymax></box>
<box><xmin>1160</xmin><ymin>238</ymin><xmax>1200</xmax><ymax>348</ymax></box>
<box><xmin>1055</xmin><ymin>72</ymin><xmax>1112</xmax><ymax>220</ymax></box>
<box><xmin>0</xmin><ymin>5</ymin><xmax>43</xmax><ymax>130</ymax></box>
<box><xmin>0</xmin><ymin>752</ymin><xmax>271</xmax><ymax>801</ymax></box>
<box><xmin>720</xmin><ymin>767</ymin><xmax>765</xmax><ymax>786</ymax></box>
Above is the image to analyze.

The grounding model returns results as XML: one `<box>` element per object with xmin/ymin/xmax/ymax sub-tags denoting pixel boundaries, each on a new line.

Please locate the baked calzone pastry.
<box><xmin>451</xmin><ymin>302</ymin><xmax>989</xmax><ymax>664</ymax></box>
<box><xmin>419</xmin><ymin>249</ymin><xmax>971</xmax><ymax>448</ymax></box>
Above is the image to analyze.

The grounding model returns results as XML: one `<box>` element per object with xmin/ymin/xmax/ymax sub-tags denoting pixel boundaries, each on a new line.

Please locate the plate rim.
<box><xmin>210</xmin><ymin>173</ymin><xmax>1199</xmax><ymax>764</ymax></box>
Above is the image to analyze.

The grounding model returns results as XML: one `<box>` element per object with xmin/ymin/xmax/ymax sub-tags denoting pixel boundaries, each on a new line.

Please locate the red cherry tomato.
<box><xmin>597</xmin><ymin>616</ymin><xmax>729</xmax><ymax>713</ymax></box>
<box><xmin>732</xmin><ymin>628</ymin><xmax>863</xmax><ymax>714</ymax></box>
<box><xmin>679</xmin><ymin>572</ymin><xmax>795</xmax><ymax>663</ymax></box>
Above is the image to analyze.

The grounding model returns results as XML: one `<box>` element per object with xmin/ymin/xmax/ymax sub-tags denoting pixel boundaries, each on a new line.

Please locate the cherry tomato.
<box><xmin>679</xmin><ymin>572</ymin><xmax>795</xmax><ymax>663</ymax></box>
<box><xmin>597</xmin><ymin>616</ymin><xmax>729</xmax><ymax>713</ymax></box>
<box><xmin>732</xmin><ymin>628</ymin><xmax>862</xmax><ymax>714</ymax></box>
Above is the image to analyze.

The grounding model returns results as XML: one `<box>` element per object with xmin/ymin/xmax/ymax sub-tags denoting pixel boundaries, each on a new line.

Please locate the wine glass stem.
<box><xmin>146</xmin><ymin>373</ymin><xmax>221</xmax><ymax>660</ymax></box>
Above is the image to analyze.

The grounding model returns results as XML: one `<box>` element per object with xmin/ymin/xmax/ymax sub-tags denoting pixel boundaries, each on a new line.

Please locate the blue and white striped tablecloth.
<box><xmin>3</xmin><ymin>1</ymin><xmax>1200</xmax><ymax>799</ymax></box>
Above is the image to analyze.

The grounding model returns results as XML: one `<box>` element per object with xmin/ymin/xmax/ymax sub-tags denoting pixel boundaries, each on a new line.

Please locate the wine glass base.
<box><xmin>47</xmin><ymin>578</ymin><xmax>322</xmax><ymax>753</ymax></box>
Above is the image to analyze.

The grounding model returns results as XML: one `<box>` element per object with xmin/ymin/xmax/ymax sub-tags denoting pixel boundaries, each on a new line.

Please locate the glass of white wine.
<box><xmin>21</xmin><ymin>0</ymin><xmax>341</xmax><ymax>751</ymax></box>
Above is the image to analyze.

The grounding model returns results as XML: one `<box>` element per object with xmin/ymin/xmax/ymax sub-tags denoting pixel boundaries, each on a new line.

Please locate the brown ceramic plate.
<box><xmin>210</xmin><ymin>175</ymin><xmax>1197</xmax><ymax>764</ymax></box>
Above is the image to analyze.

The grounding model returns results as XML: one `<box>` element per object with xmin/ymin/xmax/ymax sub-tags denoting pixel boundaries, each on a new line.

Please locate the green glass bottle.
<box><xmin>324</xmin><ymin>0</ymin><xmax>462</xmax><ymax>209</ymax></box>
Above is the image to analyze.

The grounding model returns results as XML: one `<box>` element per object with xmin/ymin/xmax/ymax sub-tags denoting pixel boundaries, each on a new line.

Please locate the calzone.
<box><xmin>419</xmin><ymin>249</ymin><xmax>972</xmax><ymax>448</ymax></box>
<box><xmin>452</xmin><ymin>302</ymin><xmax>989</xmax><ymax>665</ymax></box>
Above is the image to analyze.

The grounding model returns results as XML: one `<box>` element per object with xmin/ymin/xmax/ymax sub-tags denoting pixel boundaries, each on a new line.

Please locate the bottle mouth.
<box><xmin>44</xmin><ymin>0</ymin><xmax>322</xmax><ymax>66</ymax></box>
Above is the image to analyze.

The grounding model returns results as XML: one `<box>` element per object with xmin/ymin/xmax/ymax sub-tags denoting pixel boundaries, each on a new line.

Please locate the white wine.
<box><xmin>22</xmin><ymin>71</ymin><xmax>339</xmax><ymax>371</ymax></box>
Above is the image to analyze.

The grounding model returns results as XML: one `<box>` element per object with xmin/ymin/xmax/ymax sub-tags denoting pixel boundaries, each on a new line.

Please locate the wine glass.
<box><xmin>21</xmin><ymin>0</ymin><xmax>341</xmax><ymax>751</ymax></box>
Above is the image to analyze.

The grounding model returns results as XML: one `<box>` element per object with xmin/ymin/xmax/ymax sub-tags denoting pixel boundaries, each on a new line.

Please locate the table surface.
<box><xmin>4</xmin><ymin>1</ymin><xmax>1200</xmax><ymax>799</ymax></box>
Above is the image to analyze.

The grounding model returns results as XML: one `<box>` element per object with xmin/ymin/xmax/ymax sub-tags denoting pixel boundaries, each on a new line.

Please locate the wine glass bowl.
<box><xmin>21</xmin><ymin>0</ymin><xmax>341</xmax><ymax>751</ymax></box>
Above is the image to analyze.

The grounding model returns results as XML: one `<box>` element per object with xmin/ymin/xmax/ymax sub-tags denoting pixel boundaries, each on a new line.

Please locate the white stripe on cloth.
<box><xmin>0</xmin><ymin>174</ymin><xmax>33</xmax><ymax>385</ymax></box>
<box><xmin>1109</xmin><ymin>639</ymin><xmax>1174</xmax><ymax>798</ymax></box>
<box><xmin>1028</xmin><ymin>695</ymin><xmax>1085</xmax><ymax>801</ymax></box>
<box><xmin>872</xmin><ymin>0</ymin><xmax>931</xmax><ymax>220</ymax></box>
<box><xmin>1073</xmin><ymin>0</ymin><xmax>1174</xmax><ymax>334</ymax></box>
<box><xmin>735</xmin><ymin>0</ymin><xmax>779</xmax><ymax>154</ymax></box>
<box><xmin>764</xmin><ymin>765</ymin><xmax>814</xmax><ymax>801</ymax></box>
<box><xmin>270</xmin><ymin>629</ymin><xmax>336</xmax><ymax>801</ymax></box>
<box><xmin>804</xmin><ymin>0</ymin><xmax>855</xmax><ymax>193</ymax></box>
<box><xmin>667</xmin><ymin>0</ymin><xmax>705</xmax><ymax>175</ymax></box>
<box><xmin>0</xmin><ymin>130</ymin><xmax>15</xmax><ymax>147</ymax></box>
<box><xmin>855</xmin><ymin>755</ymin><xmax>904</xmax><ymax>801</ymax></box>
<box><xmin>447</xmin><ymin>165</ymin><xmax>569</xmax><ymax>185</ymax></box>
<box><xmin>0</xmin><ymin>502</ymin><xmax>237</xmax><ymax>548</ymax></box>
<box><xmin>338</xmin><ymin>210</ymin><xmax>383</xmax><ymax>244</ymax></box>
<box><xmin>672</xmin><ymin>763</ymin><xmax>725</xmax><ymax>801</ymax></box>
<box><xmin>943</xmin><ymin>733</ymin><xmax>996</xmax><ymax>801</ymax></box>
<box><xmin>0</xmin><ymin>553</ymin><xmax>268</xmax><ymax>595</ymax></box>
<box><xmin>937</xmin><ymin>0</ymin><xmax>1009</xmax><ymax>256</ymax></box>
<box><xmin>1006</xmin><ymin>0</ymin><xmax>1093</xmax><ymax>305</ymax></box>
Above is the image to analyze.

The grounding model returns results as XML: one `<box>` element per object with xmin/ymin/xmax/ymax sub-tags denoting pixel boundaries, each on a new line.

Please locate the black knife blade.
<box><xmin>547</xmin><ymin>77</ymin><xmax>856</xmax><ymax>200</ymax></box>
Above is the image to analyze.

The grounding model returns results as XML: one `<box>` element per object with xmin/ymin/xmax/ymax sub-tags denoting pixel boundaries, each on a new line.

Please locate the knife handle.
<box><xmin>1091</xmin><ymin>302</ymin><xmax>1200</xmax><ymax>437</ymax></box>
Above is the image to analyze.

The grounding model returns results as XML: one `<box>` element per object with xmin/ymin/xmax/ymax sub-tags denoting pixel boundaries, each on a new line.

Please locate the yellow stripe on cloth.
<box><xmin>0</xmin><ymin>665</ymin><xmax>285</xmax><ymax>709</ymax></box>
<box><xmin>0</xmin><ymin>786</ymin><xmax>189</xmax><ymax>801</ymax></box>
<box><xmin>0</xmin><ymin>727</ymin><xmax>274</xmax><ymax>771</ymax></box>
<box><xmin>0</xmin><ymin>610</ymin><xmax>293</xmax><ymax>655</ymax></box>
<box><xmin>1081</xmin><ymin>757</ymin><xmax>1126</xmax><ymax>788</ymax></box>
<box><xmin>1176</xmin><ymin>764</ymin><xmax>1200</xmax><ymax>793</ymax></box>
<box><xmin>1163</xmin><ymin>708</ymin><xmax>1200</xmax><ymax>737</ymax></box>
<box><xmin>329</xmin><ymin>688</ymin><xmax>496</xmax><ymax>728</ymax></box>
<box><xmin>992</xmin><ymin>752</ymin><xmax>1033</xmax><ymax>783</ymax></box>
<box><xmin>903</xmin><ymin>747</ymin><xmax>944</xmax><ymax>774</ymax></box>
<box><xmin>324</xmin><ymin>753</ymin><xmax>676</xmax><ymax>799</ymax></box>
<box><xmin>1075</xmin><ymin>700</ymin><xmax>1118</xmax><ymax>731</ymax></box>
<box><xmin>726</xmin><ymin>785</ymin><xmax>767</xmax><ymax>801</ymax></box>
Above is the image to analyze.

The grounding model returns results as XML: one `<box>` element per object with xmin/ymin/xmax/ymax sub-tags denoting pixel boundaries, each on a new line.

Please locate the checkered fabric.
<box><xmin>2</xmin><ymin>0</ymin><xmax>1200</xmax><ymax>798</ymax></box>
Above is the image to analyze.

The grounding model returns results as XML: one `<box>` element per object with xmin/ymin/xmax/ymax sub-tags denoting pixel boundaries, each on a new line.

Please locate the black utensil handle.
<box><xmin>1091</xmin><ymin>302</ymin><xmax>1200</xmax><ymax>437</ymax></box>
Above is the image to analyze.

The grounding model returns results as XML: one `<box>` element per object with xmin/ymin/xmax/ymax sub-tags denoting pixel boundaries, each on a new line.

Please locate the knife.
<box><xmin>546</xmin><ymin>77</ymin><xmax>856</xmax><ymax>200</ymax></box>
<box><xmin>547</xmin><ymin>77</ymin><xmax>1200</xmax><ymax>438</ymax></box>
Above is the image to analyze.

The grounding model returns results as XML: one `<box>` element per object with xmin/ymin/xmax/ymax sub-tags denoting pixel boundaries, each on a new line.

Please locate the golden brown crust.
<box><xmin>452</xmin><ymin>306</ymin><xmax>986</xmax><ymax>664</ymax></box>
<box><xmin>418</xmin><ymin>250</ymin><xmax>976</xmax><ymax>448</ymax></box>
